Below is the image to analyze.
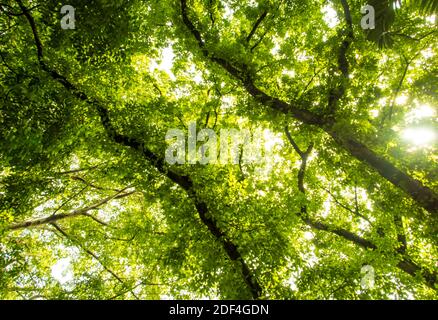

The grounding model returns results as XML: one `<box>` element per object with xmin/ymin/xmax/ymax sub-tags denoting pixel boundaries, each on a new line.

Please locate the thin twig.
<box><xmin>50</xmin><ymin>223</ymin><xmax>140</xmax><ymax>299</ymax></box>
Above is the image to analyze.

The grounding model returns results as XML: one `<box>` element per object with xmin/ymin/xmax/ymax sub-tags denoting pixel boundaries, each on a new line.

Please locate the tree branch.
<box><xmin>394</xmin><ymin>214</ymin><xmax>407</xmax><ymax>254</ymax></box>
<box><xmin>327</xmin><ymin>0</ymin><xmax>354</xmax><ymax>115</ymax></box>
<box><xmin>18</xmin><ymin>0</ymin><xmax>261</xmax><ymax>299</ymax></box>
<box><xmin>71</xmin><ymin>175</ymin><xmax>122</xmax><ymax>192</ymax></box>
<box><xmin>384</xmin><ymin>56</ymin><xmax>410</xmax><ymax>125</ymax></box>
<box><xmin>50</xmin><ymin>223</ymin><xmax>140</xmax><ymax>299</ymax></box>
<box><xmin>180</xmin><ymin>0</ymin><xmax>438</xmax><ymax>217</ymax></box>
<box><xmin>285</xmin><ymin>136</ymin><xmax>436</xmax><ymax>290</ymax></box>
<box><xmin>8</xmin><ymin>189</ymin><xmax>136</xmax><ymax>230</ymax></box>
<box><xmin>322</xmin><ymin>187</ymin><xmax>373</xmax><ymax>224</ymax></box>
<box><xmin>246</xmin><ymin>10</ymin><xmax>268</xmax><ymax>43</ymax></box>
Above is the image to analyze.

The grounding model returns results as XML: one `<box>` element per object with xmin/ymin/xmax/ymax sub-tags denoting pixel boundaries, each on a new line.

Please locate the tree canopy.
<box><xmin>0</xmin><ymin>0</ymin><xmax>437</xmax><ymax>299</ymax></box>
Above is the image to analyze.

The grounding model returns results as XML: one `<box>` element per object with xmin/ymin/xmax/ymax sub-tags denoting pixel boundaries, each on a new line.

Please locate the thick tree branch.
<box><xmin>285</xmin><ymin>126</ymin><xmax>313</xmax><ymax>194</ymax></box>
<box><xmin>17</xmin><ymin>0</ymin><xmax>261</xmax><ymax>299</ymax></box>
<box><xmin>285</xmin><ymin>134</ymin><xmax>437</xmax><ymax>290</ymax></box>
<box><xmin>96</xmin><ymin>106</ymin><xmax>262</xmax><ymax>297</ymax></box>
<box><xmin>180</xmin><ymin>0</ymin><xmax>438</xmax><ymax>217</ymax></box>
<box><xmin>302</xmin><ymin>217</ymin><xmax>376</xmax><ymax>250</ymax></box>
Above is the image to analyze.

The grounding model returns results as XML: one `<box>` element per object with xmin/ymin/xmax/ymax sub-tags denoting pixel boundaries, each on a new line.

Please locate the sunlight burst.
<box><xmin>322</xmin><ymin>5</ymin><xmax>339</xmax><ymax>28</ymax></box>
<box><xmin>402</xmin><ymin>128</ymin><xmax>436</xmax><ymax>146</ymax></box>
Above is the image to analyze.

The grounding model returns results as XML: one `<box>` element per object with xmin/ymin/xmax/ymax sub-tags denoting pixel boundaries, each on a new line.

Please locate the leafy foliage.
<box><xmin>0</xmin><ymin>0</ymin><xmax>437</xmax><ymax>299</ymax></box>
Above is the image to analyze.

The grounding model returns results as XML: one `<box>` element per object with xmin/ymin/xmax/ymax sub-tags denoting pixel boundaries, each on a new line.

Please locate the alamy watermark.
<box><xmin>61</xmin><ymin>5</ymin><xmax>75</xmax><ymax>30</ymax></box>
<box><xmin>361</xmin><ymin>5</ymin><xmax>376</xmax><ymax>30</ymax></box>
<box><xmin>165</xmin><ymin>122</ymin><xmax>274</xmax><ymax>165</ymax></box>
<box><xmin>59</xmin><ymin>4</ymin><xmax>375</xmax><ymax>31</ymax></box>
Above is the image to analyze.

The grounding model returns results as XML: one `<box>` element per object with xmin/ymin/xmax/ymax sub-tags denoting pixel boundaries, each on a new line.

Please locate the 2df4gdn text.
<box><xmin>169</xmin><ymin>304</ymin><xmax>269</xmax><ymax>317</ymax></box>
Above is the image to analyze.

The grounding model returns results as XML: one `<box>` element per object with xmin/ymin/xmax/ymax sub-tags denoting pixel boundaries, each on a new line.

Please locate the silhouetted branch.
<box><xmin>246</xmin><ymin>10</ymin><xmax>268</xmax><ymax>43</ymax></box>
